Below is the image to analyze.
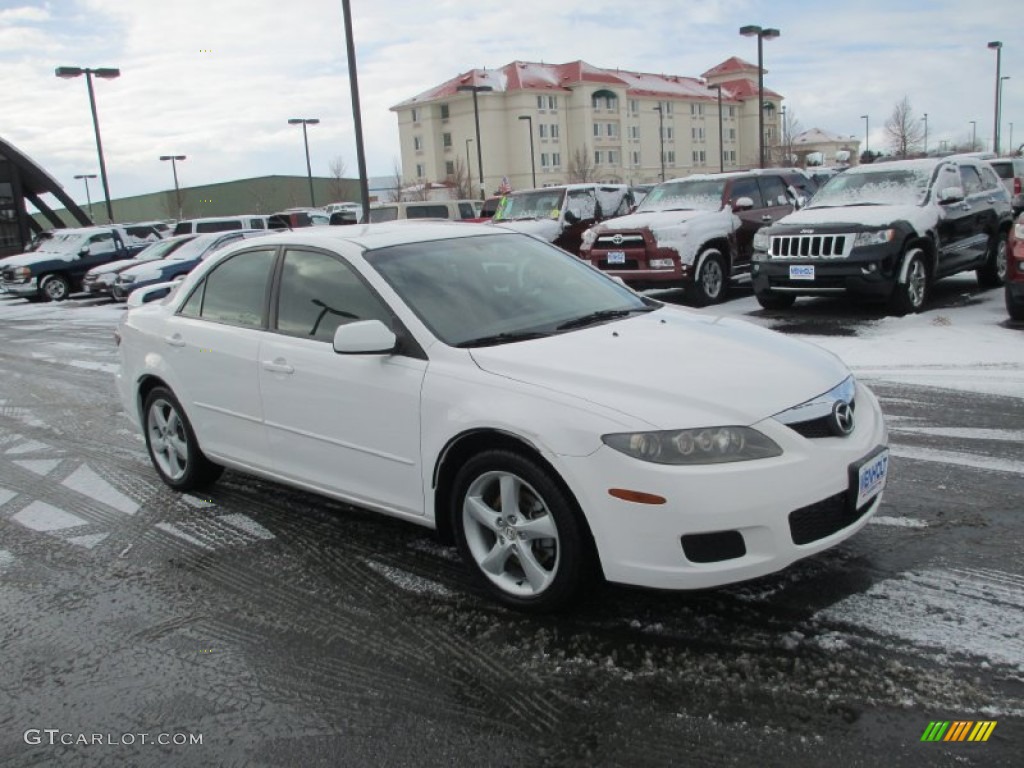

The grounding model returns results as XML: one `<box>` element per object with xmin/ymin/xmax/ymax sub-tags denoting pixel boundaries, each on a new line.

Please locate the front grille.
<box><xmin>770</xmin><ymin>234</ymin><xmax>852</xmax><ymax>259</ymax></box>
<box><xmin>595</xmin><ymin>233</ymin><xmax>645</xmax><ymax>248</ymax></box>
<box><xmin>786</xmin><ymin>399</ymin><xmax>856</xmax><ymax>439</ymax></box>
<box><xmin>789</xmin><ymin>491</ymin><xmax>871</xmax><ymax>545</ymax></box>
<box><xmin>681</xmin><ymin>530</ymin><xmax>746</xmax><ymax>563</ymax></box>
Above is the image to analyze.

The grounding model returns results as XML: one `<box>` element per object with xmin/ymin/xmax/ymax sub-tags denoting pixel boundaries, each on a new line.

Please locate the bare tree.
<box><xmin>885</xmin><ymin>96</ymin><xmax>925</xmax><ymax>158</ymax></box>
<box><xmin>388</xmin><ymin>159</ymin><xmax>407</xmax><ymax>202</ymax></box>
<box><xmin>769</xmin><ymin>109</ymin><xmax>803</xmax><ymax>167</ymax></box>
<box><xmin>446</xmin><ymin>156</ymin><xmax>472</xmax><ymax>199</ymax></box>
<box><xmin>327</xmin><ymin>156</ymin><xmax>348</xmax><ymax>202</ymax></box>
<box><xmin>568</xmin><ymin>145</ymin><xmax>595</xmax><ymax>182</ymax></box>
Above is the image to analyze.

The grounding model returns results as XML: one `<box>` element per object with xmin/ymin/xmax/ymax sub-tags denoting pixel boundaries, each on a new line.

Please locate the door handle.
<box><xmin>163</xmin><ymin>334</ymin><xmax>185</xmax><ymax>347</ymax></box>
<box><xmin>261</xmin><ymin>359</ymin><xmax>294</xmax><ymax>374</ymax></box>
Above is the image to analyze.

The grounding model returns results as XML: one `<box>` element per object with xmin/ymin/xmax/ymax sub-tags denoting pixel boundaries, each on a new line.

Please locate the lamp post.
<box><xmin>970</xmin><ymin>120</ymin><xmax>977</xmax><ymax>150</ymax></box>
<box><xmin>518</xmin><ymin>115</ymin><xmax>536</xmax><ymax>188</ymax></box>
<box><xmin>287</xmin><ymin>118</ymin><xmax>320</xmax><ymax>207</ymax></box>
<box><xmin>1000</xmin><ymin>76</ymin><xmax>1010</xmax><ymax>154</ymax></box>
<box><xmin>55</xmin><ymin>66</ymin><xmax>120</xmax><ymax>223</ymax></box>
<box><xmin>341</xmin><ymin>0</ymin><xmax>370</xmax><ymax>222</ymax></box>
<box><xmin>653</xmin><ymin>105</ymin><xmax>665</xmax><ymax>181</ymax></box>
<box><xmin>465</xmin><ymin>138</ymin><xmax>474</xmax><ymax>196</ymax></box>
<box><xmin>1010</xmin><ymin>123</ymin><xmax>1015</xmax><ymax>155</ymax></box>
<box><xmin>159</xmin><ymin>155</ymin><xmax>186</xmax><ymax>220</ymax></box>
<box><xmin>922</xmin><ymin>113</ymin><xmax>928</xmax><ymax>155</ymax></box>
<box><xmin>779</xmin><ymin>103</ymin><xmax>788</xmax><ymax>166</ymax></box>
<box><xmin>739</xmin><ymin>25</ymin><xmax>780</xmax><ymax>169</ymax></box>
<box><xmin>988</xmin><ymin>41</ymin><xmax>1003</xmax><ymax>155</ymax></box>
<box><xmin>73</xmin><ymin>174</ymin><xmax>97</xmax><ymax>221</ymax></box>
<box><xmin>456</xmin><ymin>84</ymin><xmax>493</xmax><ymax>200</ymax></box>
<box><xmin>861</xmin><ymin>114</ymin><xmax>870</xmax><ymax>156</ymax></box>
<box><xmin>709</xmin><ymin>85</ymin><xmax>725</xmax><ymax>172</ymax></box>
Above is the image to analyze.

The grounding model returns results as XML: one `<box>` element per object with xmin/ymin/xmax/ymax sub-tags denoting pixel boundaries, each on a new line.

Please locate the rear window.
<box><xmin>458</xmin><ymin>202</ymin><xmax>476</xmax><ymax>219</ymax></box>
<box><xmin>369</xmin><ymin>207</ymin><xmax>398</xmax><ymax>223</ymax></box>
<box><xmin>990</xmin><ymin>162</ymin><xmax>1017</xmax><ymax>180</ymax></box>
<box><xmin>195</xmin><ymin>220</ymin><xmax>243</xmax><ymax>233</ymax></box>
<box><xmin>406</xmin><ymin>204</ymin><xmax>451</xmax><ymax>219</ymax></box>
<box><xmin>172</xmin><ymin>223</ymin><xmax>191</xmax><ymax>236</ymax></box>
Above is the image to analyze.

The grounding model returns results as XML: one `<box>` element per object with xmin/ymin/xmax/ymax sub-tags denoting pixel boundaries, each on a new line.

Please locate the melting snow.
<box><xmin>61</xmin><ymin>464</ymin><xmax>140</xmax><ymax>516</ymax></box>
<box><xmin>216</xmin><ymin>513</ymin><xmax>275</xmax><ymax>540</ymax></box>
<box><xmin>868</xmin><ymin>516</ymin><xmax>929</xmax><ymax>529</ymax></box>
<box><xmin>365</xmin><ymin>559</ymin><xmax>455</xmax><ymax>598</ymax></box>
<box><xmin>890</xmin><ymin>445</ymin><xmax>1024</xmax><ymax>476</ymax></box>
<box><xmin>12</xmin><ymin>459</ymin><xmax>62</xmax><ymax>476</ymax></box>
<box><xmin>13</xmin><ymin>501</ymin><xmax>87</xmax><ymax>532</ymax></box>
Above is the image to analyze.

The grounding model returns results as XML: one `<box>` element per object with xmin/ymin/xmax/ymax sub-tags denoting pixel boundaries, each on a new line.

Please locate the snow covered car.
<box><xmin>491</xmin><ymin>184</ymin><xmax>634</xmax><ymax>255</ymax></box>
<box><xmin>1007</xmin><ymin>212</ymin><xmax>1024</xmax><ymax>321</ymax></box>
<box><xmin>579</xmin><ymin>171</ymin><xmax>798</xmax><ymax>305</ymax></box>
<box><xmin>83</xmin><ymin>234</ymin><xmax>198</xmax><ymax>297</ymax></box>
<box><xmin>751</xmin><ymin>157</ymin><xmax>1013</xmax><ymax>314</ymax></box>
<box><xmin>116</xmin><ymin>222</ymin><xmax>888</xmax><ymax>611</ymax></box>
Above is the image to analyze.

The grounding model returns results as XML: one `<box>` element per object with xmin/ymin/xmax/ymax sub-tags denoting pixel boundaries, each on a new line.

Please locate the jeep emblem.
<box><xmin>800</xmin><ymin>228</ymin><xmax>814</xmax><ymax>235</ymax></box>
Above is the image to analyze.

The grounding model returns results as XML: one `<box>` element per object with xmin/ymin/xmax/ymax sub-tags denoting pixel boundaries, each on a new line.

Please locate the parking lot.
<box><xmin>1</xmin><ymin>279</ymin><xmax>1022</xmax><ymax>767</ymax></box>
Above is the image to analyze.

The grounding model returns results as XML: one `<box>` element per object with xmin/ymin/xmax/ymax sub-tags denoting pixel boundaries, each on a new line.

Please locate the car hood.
<box><xmin>469</xmin><ymin>307</ymin><xmax>849</xmax><ymax>429</ymax></box>
<box><xmin>777</xmin><ymin>204</ymin><xmax>932</xmax><ymax>231</ymax></box>
<box><xmin>87</xmin><ymin>258</ymin><xmax>137</xmax><ymax>276</ymax></box>
<box><xmin>1</xmin><ymin>251</ymin><xmax>72</xmax><ymax>267</ymax></box>
<box><xmin>490</xmin><ymin>219</ymin><xmax>562</xmax><ymax>241</ymax></box>
<box><xmin>594</xmin><ymin>208</ymin><xmax>716</xmax><ymax>231</ymax></box>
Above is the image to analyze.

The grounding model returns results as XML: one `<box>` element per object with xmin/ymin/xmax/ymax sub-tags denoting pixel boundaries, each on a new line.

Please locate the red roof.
<box><xmin>713</xmin><ymin>78</ymin><xmax>781</xmax><ymax>101</ymax></box>
<box><xmin>701</xmin><ymin>56</ymin><xmax>760</xmax><ymax>79</ymax></box>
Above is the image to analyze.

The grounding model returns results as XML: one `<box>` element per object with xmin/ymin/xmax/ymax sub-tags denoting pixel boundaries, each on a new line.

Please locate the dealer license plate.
<box><xmin>789</xmin><ymin>264</ymin><xmax>815</xmax><ymax>280</ymax></box>
<box><xmin>607</xmin><ymin>250</ymin><xmax>626</xmax><ymax>265</ymax></box>
<box><xmin>852</xmin><ymin>447</ymin><xmax>889</xmax><ymax>510</ymax></box>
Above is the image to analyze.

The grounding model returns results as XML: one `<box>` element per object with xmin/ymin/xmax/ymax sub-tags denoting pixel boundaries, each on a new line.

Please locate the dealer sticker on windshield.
<box><xmin>789</xmin><ymin>264</ymin><xmax>815</xmax><ymax>280</ymax></box>
<box><xmin>852</xmin><ymin>447</ymin><xmax>889</xmax><ymax>510</ymax></box>
<box><xmin>607</xmin><ymin>251</ymin><xmax>626</xmax><ymax>265</ymax></box>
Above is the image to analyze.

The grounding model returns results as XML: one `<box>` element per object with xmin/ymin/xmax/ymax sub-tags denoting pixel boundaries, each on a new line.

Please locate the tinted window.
<box><xmin>185</xmin><ymin>249</ymin><xmax>276</xmax><ymax>327</ymax></box>
<box><xmin>990</xmin><ymin>162</ymin><xmax>1014</xmax><ymax>180</ymax></box>
<box><xmin>758</xmin><ymin>176</ymin><xmax>790</xmax><ymax>206</ymax></box>
<box><xmin>172</xmin><ymin>223</ymin><xmax>191</xmax><ymax>236</ymax></box>
<box><xmin>369</xmin><ymin>207</ymin><xmax>399</xmax><ymax>223</ymax></box>
<box><xmin>276</xmin><ymin>249</ymin><xmax>391</xmax><ymax>341</ymax></box>
<box><xmin>248</xmin><ymin>218</ymin><xmax>265</xmax><ymax>229</ymax></box>
<box><xmin>728</xmin><ymin>178</ymin><xmax>765</xmax><ymax>208</ymax></box>
<box><xmin>979</xmin><ymin>165</ymin><xmax>1001</xmax><ymax>190</ymax></box>
<box><xmin>959</xmin><ymin>166</ymin><xmax>984</xmax><ymax>196</ymax></box>
<box><xmin>458</xmin><ymin>203</ymin><xmax>475</xmax><ymax>219</ymax></box>
<box><xmin>406</xmin><ymin>204</ymin><xmax>450</xmax><ymax>219</ymax></box>
<box><xmin>195</xmin><ymin>220</ymin><xmax>243</xmax><ymax>233</ymax></box>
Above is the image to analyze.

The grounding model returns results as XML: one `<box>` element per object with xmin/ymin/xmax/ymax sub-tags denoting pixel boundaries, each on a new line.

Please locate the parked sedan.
<box><xmin>116</xmin><ymin>223</ymin><xmax>888</xmax><ymax>611</ymax></box>
<box><xmin>112</xmin><ymin>230</ymin><xmax>267</xmax><ymax>301</ymax></box>
<box><xmin>1007</xmin><ymin>212</ymin><xmax>1024</xmax><ymax>321</ymax></box>
<box><xmin>84</xmin><ymin>234</ymin><xmax>198</xmax><ymax>297</ymax></box>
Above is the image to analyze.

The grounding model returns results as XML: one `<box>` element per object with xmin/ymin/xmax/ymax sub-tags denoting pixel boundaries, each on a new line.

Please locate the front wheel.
<box><xmin>143</xmin><ymin>386</ymin><xmax>223</xmax><ymax>490</ymax></box>
<box><xmin>889</xmin><ymin>248</ymin><xmax>929</xmax><ymax>315</ymax></box>
<box><xmin>977</xmin><ymin>232</ymin><xmax>1008</xmax><ymax>289</ymax></box>
<box><xmin>1007</xmin><ymin>285</ymin><xmax>1024</xmax><ymax>322</ymax></box>
<box><xmin>40</xmin><ymin>274</ymin><xmax>71</xmax><ymax>302</ymax></box>
<box><xmin>452</xmin><ymin>450</ymin><xmax>593</xmax><ymax>612</ymax></box>
<box><xmin>688</xmin><ymin>249</ymin><xmax>727</xmax><ymax>306</ymax></box>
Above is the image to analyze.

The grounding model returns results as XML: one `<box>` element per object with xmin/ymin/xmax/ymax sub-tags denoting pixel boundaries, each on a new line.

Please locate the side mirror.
<box><xmin>78</xmin><ymin>245</ymin><xmax>91</xmax><ymax>257</ymax></box>
<box><xmin>937</xmin><ymin>186</ymin><xmax>966</xmax><ymax>205</ymax></box>
<box><xmin>332</xmin><ymin>319</ymin><xmax>396</xmax><ymax>355</ymax></box>
<box><xmin>563</xmin><ymin>209</ymin><xmax>580</xmax><ymax>225</ymax></box>
<box><xmin>732</xmin><ymin>196</ymin><xmax>755</xmax><ymax>211</ymax></box>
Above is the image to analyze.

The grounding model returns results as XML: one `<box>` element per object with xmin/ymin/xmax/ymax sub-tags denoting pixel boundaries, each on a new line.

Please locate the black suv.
<box><xmin>751</xmin><ymin>157</ymin><xmax>1013</xmax><ymax>314</ymax></box>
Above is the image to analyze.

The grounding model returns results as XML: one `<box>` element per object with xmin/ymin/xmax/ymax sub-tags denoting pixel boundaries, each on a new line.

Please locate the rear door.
<box><xmin>934</xmin><ymin>163</ymin><xmax>979</xmax><ymax>276</ymax></box>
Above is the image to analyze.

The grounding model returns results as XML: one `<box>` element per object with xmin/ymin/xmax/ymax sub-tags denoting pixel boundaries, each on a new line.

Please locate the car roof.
<box><xmin>208</xmin><ymin>221</ymin><xmax>505</xmax><ymax>252</ymax></box>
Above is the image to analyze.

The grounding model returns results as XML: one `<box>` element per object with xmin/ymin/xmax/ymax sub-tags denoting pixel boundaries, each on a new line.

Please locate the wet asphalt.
<box><xmin>0</xmin><ymin>287</ymin><xmax>1022</xmax><ymax>767</ymax></box>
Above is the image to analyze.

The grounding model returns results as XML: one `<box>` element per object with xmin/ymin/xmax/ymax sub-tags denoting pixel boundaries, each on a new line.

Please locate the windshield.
<box><xmin>365</xmin><ymin>233</ymin><xmax>655</xmax><ymax>347</ymax></box>
<box><xmin>636</xmin><ymin>179</ymin><xmax>726</xmax><ymax>212</ymax></box>
<box><xmin>164</xmin><ymin>236</ymin><xmax>216</xmax><ymax>261</ymax></box>
<box><xmin>34</xmin><ymin>233</ymin><xmax>87</xmax><ymax>254</ymax></box>
<box><xmin>494</xmin><ymin>189</ymin><xmax>566</xmax><ymax>221</ymax></box>
<box><xmin>134</xmin><ymin>237</ymin><xmax>194</xmax><ymax>261</ymax></box>
<box><xmin>809</xmin><ymin>167</ymin><xmax>933</xmax><ymax>207</ymax></box>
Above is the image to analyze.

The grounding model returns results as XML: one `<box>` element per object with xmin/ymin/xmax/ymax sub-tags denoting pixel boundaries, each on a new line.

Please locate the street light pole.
<box><xmin>56</xmin><ymin>66</ymin><xmax>120</xmax><ymax>223</ymax></box>
<box><xmin>709</xmin><ymin>85</ymin><xmax>725</xmax><ymax>172</ymax></box>
<box><xmin>457</xmin><ymin>84</ymin><xmax>493</xmax><ymax>200</ymax></box>
<box><xmin>465</xmin><ymin>138</ymin><xmax>473</xmax><ymax>196</ymax></box>
<box><xmin>518</xmin><ymin>115</ymin><xmax>536</xmax><ymax>188</ymax></box>
<box><xmin>922</xmin><ymin>113</ymin><xmax>928</xmax><ymax>155</ymax></box>
<box><xmin>999</xmin><ymin>76</ymin><xmax>1010</xmax><ymax>154</ymax></box>
<box><xmin>988</xmin><ymin>41</ymin><xmax>1003</xmax><ymax>155</ymax></box>
<box><xmin>861</xmin><ymin>114</ymin><xmax>870</xmax><ymax>157</ymax></box>
<box><xmin>159</xmin><ymin>155</ymin><xmax>186</xmax><ymax>220</ymax></box>
<box><xmin>740</xmin><ymin>25</ymin><xmax>780</xmax><ymax>169</ymax></box>
<box><xmin>653</xmin><ymin>105</ymin><xmax>665</xmax><ymax>181</ymax></box>
<box><xmin>340</xmin><ymin>0</ymin><xmax>370</xmax><ymax>222</ymax></box>
<box><xmin>73</xmin><ymin>174</ymin><xmax>97</xmax><ymax>221</ymax></box>
<box><xmin>970</xmin><ymin>120</ymin><xmax>977</xmax><ymax>150</ymax></box>
<box><xmin>288</xmin><ymin>118</ymin><xmax>320</xmax><ymax>207</ymax></box>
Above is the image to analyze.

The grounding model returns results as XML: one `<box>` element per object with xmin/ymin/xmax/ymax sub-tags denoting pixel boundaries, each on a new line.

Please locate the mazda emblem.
<box><xmin>829</xmin><ymin>401</ymin><xmax>855</xmax><ymax>437</ymax></box>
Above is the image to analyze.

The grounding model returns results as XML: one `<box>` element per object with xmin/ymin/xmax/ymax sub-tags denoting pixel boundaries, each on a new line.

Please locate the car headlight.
<box><xmin>581</xmin><ymin>228</ymin><xmax>598</xmax><ymax>248</ymax></box>
<box><xmin>11</xmin><ymin>266</ymin><xmax>32</xmax><ymax>281</ymax></box>
<box><xmin>602</xmin><ymin>427</ymin><xmax>782</xmax><ymax>465</ymax></box>
<box><xmin>753</xmin><ymin>231</ymin><xmax>770</xmax><ymax>251</ymax></box>
<box><xmin>118</xmin><ymin>274</ymin><xmax>137</xmax><ymax>284</ymax></box>
<box><xmin>853</xmin><ymin>229</ymin><xmax>895</xmax><ymax>247</ymax></box>
<box><xmin>1014</xmin><ymin>218</ymin><xmax>1024</xmax><ymax>240</ymax></box>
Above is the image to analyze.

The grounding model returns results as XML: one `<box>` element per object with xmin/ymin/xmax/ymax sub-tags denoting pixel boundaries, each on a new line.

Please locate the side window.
<box><xmin>406</xmin><ymin>204</ymin><xmax>450</xmax><ymax>219</ymax></box>
<box><xmin>248</xmin><ymin>218</ymin><xmax>265</xmax><ymax>229</ymax></box>
<box><xmin>369</xmin><ymin>207</ymin><xmax>398</xmax><ymax>223</ymax></box>
<box><xmin>458</xmin><ymin>202</ymin><xmax>475</xmax><ymax>219</ymax></box>
<box><xmin>196</xmin><ymin>220</ymin><xmax>243</xmax><ymax>233</ymax></box>
<box><xmin>936</xmin><ymin>166</ymin><xmax>960</xmax><ymax>194</ymax></box>
<box><xmin>979</xmin><ymin>165</ymin><xmax>1001</xmax><ymax>191</ymax></box>
<box><xmin>565</xmin><ymin>189</ymin><xmax>597</xmax><ymax>222</ymax></box>
<box><xmin>728</xmin><ymin>178</ymin><xmax>765</xmax><ymax>208</ymax></box>
<box><xmin>88</xmin><ymin>232</ymin><xmax>116</xmax><ymax>253</ymax></box>
<box><xmin>757</xmin><ymin>176</ymin><xmax>790</xmax><ymax>207</ymax></box>
<box><xmin>959</xmin><ymin>166</ymin><xmax>984</xmax><ymax>196</ymax></box>
<box><xmin>188</xmin><ymin>248</ymin><xmax>276</xmax><ymax>327</ymax></box>
<box><xmin>276</xmin><ymin>249</ymin><xmax>391</xmax><ymax>342</ymax></box>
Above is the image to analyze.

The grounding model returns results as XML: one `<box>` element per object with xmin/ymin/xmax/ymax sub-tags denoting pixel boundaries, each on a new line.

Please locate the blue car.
<box><xmin>112</xmin><ymin>230</ymin><xmax>267</xmax><ymax>301</ymax></box>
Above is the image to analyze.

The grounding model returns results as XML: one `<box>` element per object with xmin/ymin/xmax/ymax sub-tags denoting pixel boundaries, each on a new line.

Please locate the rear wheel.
<box><xmin>40</xmin><ymin>274</ymin><xmax>70</xmax><ymax>302</ymax></box>
<box><xmin>977</xmin><ymin>232</ymin><xmax>1008</xmax><ymax>288</ymax></box>
<box><xmin>755</xmin><ymin>291</ymin><xmax>796</xmax><ymax>310</ymax></box>
<box><xmin>143</xmin><ymin>386</ymin><xmax>223</xmax><ymax>490</ymax></box>
<box><xmin>889</xmin><ymin>248</ymin><xmax>929</xmax><ymax>315</ymax></box>
<box><xmin>688</xmin><ymin>249</ymin><xmax>727</xmax><ymax>306</ymax></box>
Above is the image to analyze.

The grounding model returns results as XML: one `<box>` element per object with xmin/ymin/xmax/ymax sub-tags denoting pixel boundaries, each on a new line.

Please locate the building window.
<box><xmin>606</xmin><ymin>123</ymin><xmax>619</xmax><ymax>138</ymax></box>
<box><xmin>607</xmin><ymin>150</ymin><xmax>619</xmax><ymax>164</ymax></box>
<box><xmin>550</xmin><ymin>124</ymin><xmax>559</xmax><ymax>139</ymax></box>
<box><xmin>725</xmin><ymin>150</ymin><xmax>736</xmax><ymax>164</ymax></box>
<box><xmin>541</xmin><ymin>153</ymin><xmax>550</xmax><ymax>168</ymax></box>
<box><xmin>691</xmin><ymin>126</ymin><xmax>705</xmax><ymax>142</ymax></box>
<box><xmin>727</xmin><ymin>106</ymin><xmax>736</xmax><ymax>118</ymax></box>
<box><xmin>664</xmin><ymin>150</ymin><xmax>676</xmax><ymax>165</ymax></box>
<box><xmin>594</xmin><ymin>150</ymin><xmax>603</xmax><ymax>165</ymax></box>
<box><xmin>551</xmin><ymin>152</ymin><xmax>561</xmax><ymax>167</ymax></box>
<box><xmin>690</xmin><ymin>103</ymin><xmax>705</xmax><ymax>117</ymax></box>
<box><xmin>439</xmin><ymin>103</ymin><xmax>449</xmax><ymax>120</ymax></box>
<box><xmin>539</xmin><ymin>124</ymin><xmax>548</xmax><ymax>138</ymax></box>
<box><xmin>445</xmin><ymin>160</ymin><xmax>455</xmax><ymax>176</ymax></box>
<box><xmin>413</xmin><ymin>136</ymin><xmax>423</xmax><ymax>150</ymax></box>
<box><xmin>691</xmin><ymin>150</ymin><xmax>706</xmax><ymax>165</ymax></box>
<box><xmin>410</xmin><ymin>108</ymin><xmax>420</xmax><ymax>123</ymax></box>
<box><xmin>415</xmin><ymin>163</ymin><xmax>425</xmax><ymax>178</ymax></box>
<box><xmin>537</xmin><ymin>95</ymin><xmax>558</xmax><ymax>110</ymax></box>
<box><xmin>658</xmin><ymin>100</ymin><xmax>673</xmax><ymax>115</ymax></box>
<box><xmin>631</xmin><ymin>150</ymin><xmax>641</xmax><ymax>167</ymax></box>
<box><xmin>629</xmin><ymin>125</ymin><xmax>640</xmax><ymax>140</ymax></box>
<box><xmin>728</xmin><ymin>128</ymin><xmax>736</xmax><ymax>141</ymax></box>
<box><xmin>592</xmin><ymin>93</ymin><xmax>617</xmax><ymax>110</ymax></box>
<box><xmin>593</xmin><ymin>123</ymin><xmax>601</xmax><ymax>138</ymax></box>
<box><xmin>765</xmin><ymin>127</ymin><xmax>776</xmax><ymax>141</ymax></box>
<box><xmin>442</xmin><ymin>132</ymin><xmax>452</xmax><ymax>148</ymax></box>
<box><xmin>661</xmin><ymin>126</ymin><xmax>674</xmax><ymax>141</ymax></box>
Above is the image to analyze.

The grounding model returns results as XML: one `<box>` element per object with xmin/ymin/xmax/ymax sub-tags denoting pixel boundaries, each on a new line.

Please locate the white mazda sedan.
<box><xmin>116</xmin><ymin>222</ymin><xmax>889</xmax><ymax>611</ymax></box>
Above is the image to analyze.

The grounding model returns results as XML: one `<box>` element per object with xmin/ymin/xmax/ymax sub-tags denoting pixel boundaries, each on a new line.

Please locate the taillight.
<box><xmin>1014</xmin><ymin>177</ymin><xmax>1021</xmax><ymax>195</ymax></box>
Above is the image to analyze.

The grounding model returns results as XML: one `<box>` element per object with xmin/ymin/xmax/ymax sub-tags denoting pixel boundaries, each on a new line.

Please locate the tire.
<box><xmin>688</xmin><ymin>249</ymin><xmax>728</xmax><ymax>306</ymax></box>
<box><xmin>888</xmin><ymin>248</ymin><xmax>929</xmax><ymax>316</ymax></box>
<box><xmin>755</xmin><ymin>291</ymin><xmax>796</xmax><ymax>310</ymax></box>
<box><xmin>452</xmin><ymin>449</ymin><xmax>593</xmax><ymax>612</ymax></box>
<box><xmin>1007</xmin><ymin>285</ymin><xmax>1024</xmax><ymax>322</ymax></box>
<box><xmin>39</xmin><ymin>274</ymin><xmax>71</xmax><ymax>302</ymax></box>
<box><xmin>977</xmin><ymin>232</ymin><xmax>1008</xmax><ymax>289</ymax></box>
<box><xmin>142</xmin><ymin>386</ymin><xmax>223</xmax><ymax>491</ymax></box>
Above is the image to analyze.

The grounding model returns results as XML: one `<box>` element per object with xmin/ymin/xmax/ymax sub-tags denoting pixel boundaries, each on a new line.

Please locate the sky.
<box><xmin>2</xmin><ymin>0</ymin><xmax>1021</xmax><ymax>208</ymax></box>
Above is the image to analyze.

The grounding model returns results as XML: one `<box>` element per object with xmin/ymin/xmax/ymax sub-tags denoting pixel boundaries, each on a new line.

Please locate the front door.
<box><xmin>934</xmin><ymin>164</ymin><xmax>983</xmax><ymax>276</ymax></box>
<box><xmin>727</xmin><ymin>176</ymin><xmax>769</xmax><ymax>268</ymax></box>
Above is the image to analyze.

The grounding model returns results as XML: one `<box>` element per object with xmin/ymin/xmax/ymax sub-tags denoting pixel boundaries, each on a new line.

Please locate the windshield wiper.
<box><xmin>454</xmin><ymin>330</ymin><xmax>553</xmax><ymax>348</ymax></box>
<box><xmin>555</xmin><ymin>307</ymin><xmax>654</xmax><ymax>331</ymax></box>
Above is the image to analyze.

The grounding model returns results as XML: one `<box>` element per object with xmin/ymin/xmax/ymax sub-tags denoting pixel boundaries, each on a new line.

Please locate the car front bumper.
<box><xmin>0</xmin><ymin>279</ymin><xmax>40</xmax><ymax>298</ymax></box>
<box><xmin>555</xmin><ymin>381</ymin><xmax>888</xmax><ymax>590</ymax></box>
<box><xmin>751</xmin><ymin>241</ymin><xmax>902</xmax><ymax>298</ymax></box>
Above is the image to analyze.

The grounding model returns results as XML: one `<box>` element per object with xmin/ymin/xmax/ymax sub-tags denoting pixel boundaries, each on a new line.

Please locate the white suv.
<box><xmin>989</xmin><ymin>157</ymin><xmax>1024</xmax><ymax>214</ymax></box>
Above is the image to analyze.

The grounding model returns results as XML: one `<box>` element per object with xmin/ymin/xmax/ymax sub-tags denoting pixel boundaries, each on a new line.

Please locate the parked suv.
<box><xmin>751</xmin><ymin>157</ymin><xmax>1013</xmax><ymax>314</ymax></box>
<box><xmin>1007</xmin><ymin>212</ymin><xmax>1024</xmax><ymax>321</ymax></box>
<box><xmin>493</xmin><ymin>184</ymin><xmax>634</xmax><ymax>256</ymax></box>
<box><xmin>367</xmin><ymin>200</ymin><xmax>481</xmax><ymax>223</ymax></box>
<box><xmin>989</xmin><ymin>157</ymin><xmax>1024</xmax><ymax>215</ymax></box>
<box><xmin>579</xmin><ymin>171</ymin><xmax>797</xmax><ymax>304</ymax></box>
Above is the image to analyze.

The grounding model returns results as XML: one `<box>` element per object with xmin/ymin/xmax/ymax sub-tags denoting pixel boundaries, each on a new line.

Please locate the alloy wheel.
<box><xmin>147</xmin><ymin>398</ymin><xmax>190</xmax><ymax>481</ymax></box>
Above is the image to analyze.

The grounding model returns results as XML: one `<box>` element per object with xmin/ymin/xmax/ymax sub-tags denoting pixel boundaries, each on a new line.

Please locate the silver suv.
<box><xmin>990</xmin><ymin>157</ymin><xmax>1024</xmax><ymax>215</ymax></box>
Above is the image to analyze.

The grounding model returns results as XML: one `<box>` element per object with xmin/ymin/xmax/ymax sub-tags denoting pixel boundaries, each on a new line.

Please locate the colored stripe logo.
<box><xmin>921</xmin><ymin>721</ymin><xmax>997</xmax><ymax>742</ymax></box>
